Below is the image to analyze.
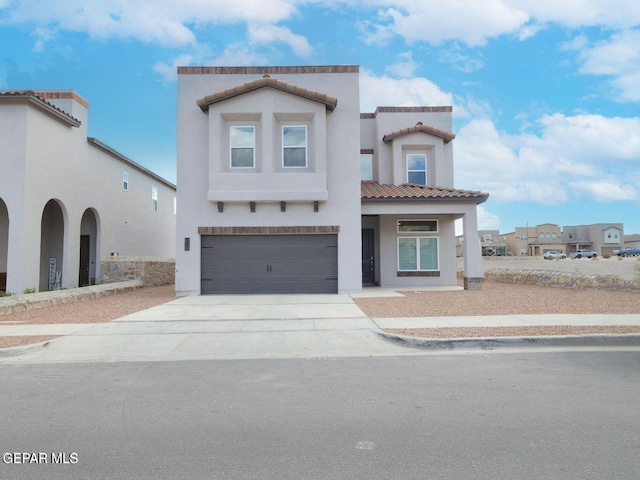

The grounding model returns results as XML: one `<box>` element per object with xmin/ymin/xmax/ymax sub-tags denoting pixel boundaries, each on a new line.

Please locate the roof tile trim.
<box><xmin>35</xmin><ymin>91</ymin><xmax>89</xmax><ymax>109</ymax></box>
<box><xmin>383</xmin><ymin>124</ymin><xmax>456</xmax><ymax>144</ymax></box>
<box><xmin>361</xmin><ymin>181</ymin><xmax>488</xmax><ymax>203</ymax></box>
<box><xmin>196</xmin><ymin>76</ymin><xmax>338</xmax><ymax>113</ymax></box>
<box><xmin>0</xmin><ymin>90</ymin><xmax>81</xmax><ymax>127</ymax></box>
<box><xmin>179</xmin><ymin>65</ymin><xmax>359</xmax><ymax>75</ymax></box>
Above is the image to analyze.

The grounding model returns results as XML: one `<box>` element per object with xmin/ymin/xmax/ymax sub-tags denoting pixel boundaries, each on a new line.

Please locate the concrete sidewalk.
<box><xmin>1</xmin><ymin>294</ymin><xmax>640</xmax><ymax>364</ymax></box>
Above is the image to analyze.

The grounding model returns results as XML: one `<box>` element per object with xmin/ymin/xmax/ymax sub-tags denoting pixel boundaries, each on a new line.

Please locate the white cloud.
<box><xmin>478</xmin><ymin>206</ymin><xmax>502</xmax><ymax>230</ymax></box>
<box><xmin>247</xmin><ymin>23</ymin><xmax>312</xmax><ymax>57</ymax></box>
<box><xmin>153</xmin><ymin>44</ymin><xmax>270</xmax><ymax>82</ymax></box>
<box><xmin>367</xmin><ymin>1</ymin><xmax>529</xmax><ymax>47</ymax></box>
<box><xmin>384</xmin><ymin>51</ymin><xmax>418</xmax><ymax>78</ymax></box>
<box><xmin>569</xmin><ymin>180</ymin><xmax>638</xmax><ymax>202</ymax></box>
<box><xmin>455</xmin><ymin>113</ymin><xmax>640</xmax><ymax>205</ymax></box>
<box><xmin>356</xmin><ymin>0</ymin><xmax>640</xmax><ymax>50</ymax></box>
<box><xmin>576</xmin><ymin>29</ymin><xmax>640</xmax><ymax>102</ymax></box>
<box><xmin>2</xmin><ymin>0</ymin><xmax>299</xmax><ymax>47</ymax></box>
<box><xmin>438</xmin><ymin>46</ymin><xmax>484</xmax><ymax>73</ymax></box>
<box><xmin>511</xmin><ymin>0</ymin><xmax>640</xmax><ymax>29</ymax></box>
<box><xmin>359</xmin><ymin>70</ymin><xmax>456</xmax><ymax>113</ymax></box>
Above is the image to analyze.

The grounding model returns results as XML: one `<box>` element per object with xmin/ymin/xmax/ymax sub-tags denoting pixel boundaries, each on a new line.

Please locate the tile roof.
<box><xmin>196</xmin><ymin>75</ymin><xmax>338</xmax><ymax>112</ymax></box>
<box><xmin>382</xmin><ymin>123</ymin><xmax>455</xmax><ymax>144</ymax></box>
<box><xmin>361</xmin><ymin>181</ymin><xmax>488</xmax><ymax>203</ymax></box>
<box><xmin>0</xmin><ymin>90</ymin><xmax>81</xmax><ymax>127</ymax></box>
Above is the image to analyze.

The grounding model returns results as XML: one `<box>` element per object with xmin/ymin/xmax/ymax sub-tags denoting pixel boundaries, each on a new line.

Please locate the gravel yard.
<box><xmin>1</xmin><ymin>257</ymin><xmax>640</xmax><ymax>348</ymax></box>
<box><xmin>0</xmin><ymin>285</ymin><xmax>176</xmax><ymax>349</ymax></box>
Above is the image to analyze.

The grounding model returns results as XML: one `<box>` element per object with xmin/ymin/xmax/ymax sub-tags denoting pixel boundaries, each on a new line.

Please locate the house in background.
<box><xmin>456</xmin><ymin>230</ymin><xmax>508</xmax><ymax>257</ymax></box>
<box><xmin>504</xmin><ymin>224</ymin><xmax>565</xmax><ymax>256</ymax></box>
<box><xmin>176</xmin><ymin>65</ymin><xmax>488</xmax><ymax>295</ymax></box>
<box><xmin>498</xmin><ymin>223</ymin><xmax>624</xmax><ymax>256</ymax></box>
<box><xmin>0</xmin><ymin>91</ymin><xmax>176</xmax><ymax>294</ymax></box>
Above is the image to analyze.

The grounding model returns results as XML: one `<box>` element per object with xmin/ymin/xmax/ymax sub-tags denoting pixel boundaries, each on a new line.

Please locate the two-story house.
<box><xmin>176</xmin><ymin>65</ymin><xmax>488</xmax><ymax>295</ymax></box>
<box><xmin>0</xmin><ymin>90</ymin><xmax>176</xmax><ymax>294</ymax></box>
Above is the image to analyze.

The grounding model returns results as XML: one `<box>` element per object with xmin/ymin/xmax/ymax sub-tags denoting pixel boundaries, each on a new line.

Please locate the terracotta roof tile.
<box><xmin>0</xmin><ymin>90</ymin><xmax>81</xmax><ymax>126</ymax></box>
<box><xmin>196</xmin><ymin>76</ymin><xmax>338</xmax><ymax>112</ymax></box>
<box><xmin>361</xmin><ymin>181</ymin><xmax>488</xmax><ymax>203</ymax></box>
<box><xmin>383</xmin><ymin>123</ymin><xmax>455</xmax><ymax>144</ymax></box>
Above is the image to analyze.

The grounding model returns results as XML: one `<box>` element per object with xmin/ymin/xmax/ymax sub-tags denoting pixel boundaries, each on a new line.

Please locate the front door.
<box><xmin>79</xmin><ymin>235</ymin><xmax>90</xmax><ymax>286</ymax></box>
<box><xmin>362</xmin><ymin>229</ymin><xmax>375</xmax><ymax>285</ymax></box>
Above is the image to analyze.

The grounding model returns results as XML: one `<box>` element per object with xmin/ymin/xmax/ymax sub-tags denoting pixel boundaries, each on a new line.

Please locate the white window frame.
<box><xmin>229</xmin><ymin>125</ymin><xmax>255</xmax><ymax>169</ymax></box>
<box><xmin>397</xmin><ymin>236</ymin><xmax>439</xmax><ymax>271</ymax></box>
<box><xmin>397</xmin><ymin>219</ymin><xmax>438</xmax><ymax>233</ymax></box>
<box><xmin>151</xmin><ymin>186</ymin><xmax>158</xmax><ymax>213</ymax></box>
<box><xmin>406</xmin><ymin>153</ymin><xmax>427</xmax><ymax>185</ymax></box>
<box><xmin>122</xmin><ymin>172</ymin><xmax>128</xmax><ymax>191</ymax></box>
<box><xmin>282</xmin><ymin>125</ymin><xmax>307</xmax><ymax>168</ymax></box>
<box><xmin>360</xmin><ymin>153</ymin><xmax>373</xmax><ymax>180</ymax></box>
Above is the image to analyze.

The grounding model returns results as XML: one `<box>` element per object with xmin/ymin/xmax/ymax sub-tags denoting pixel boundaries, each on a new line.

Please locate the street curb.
<box><xmin>0</xmin><ymin>339</ymin><xmax>56</xmax><ymax>357</ymax></box>
<box><xmin>375</xmin><ymin>330</ymin><xmax>640</xmax><ymax>350</ymax></box>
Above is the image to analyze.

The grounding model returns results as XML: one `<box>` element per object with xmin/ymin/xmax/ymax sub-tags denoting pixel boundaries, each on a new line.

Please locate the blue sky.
<box><xmin>2</xmin><ymin>0</ymin><xmax>640</xmax><ymax>234</ymax></box>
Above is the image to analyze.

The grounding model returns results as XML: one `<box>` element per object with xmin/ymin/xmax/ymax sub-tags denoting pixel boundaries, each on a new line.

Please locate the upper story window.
<box><xmin>407</xmin><ymin>153</ymin><xmax>427</xmax><ymax>185</ymax></box>
<box><xmin>152</xmin><ymin>186</ymin><xmax>158</xmax><ymax>213</ymax></box>
<box><xmin>283</xmin><ymin>126</ymin><xmax>307</xmax><ymax>168</ymax></box>
<box><xmin>360</xmin><ymin>153</ymin><xmax>373</xmax><ymax>180</ymax></box>
<box><xmin>122</xmin><ymin>172</ymin><xmax>128</xmax><ymax>191</ymax></box>
<box><xmin>230</xmin><ymin>126</ymin><xmax>255</xmax><ymax>168</ymax></box>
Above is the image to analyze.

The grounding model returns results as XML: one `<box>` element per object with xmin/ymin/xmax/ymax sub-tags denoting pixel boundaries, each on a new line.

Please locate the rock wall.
<box><xmin>483</xmin><ymin>269</ymin><xmax>640</xmax><ymax>292</ymax></box>
<box><xmin>100</xmin><ymin>257</ymin><xmax>175</xmax><ymax>287</ymax></box>
<box><xmin>0</xmin><ymin>280</ymin><xmax>143</xmax><ymax>316</ymax></box>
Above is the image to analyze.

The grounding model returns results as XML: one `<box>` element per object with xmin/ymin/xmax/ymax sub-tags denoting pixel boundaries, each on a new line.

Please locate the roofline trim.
<box><xmin>87</xmin><ymin>138</ymin><xmax>176</xmax><ymax>190</ymax></box>
<box><xmin>361</xmin><ymin>196</ymin><xmax>489</xmax><ymax>205</ymax></box>
<box><xmin>178</xmin><ymin>65</ymin><xmax>359</xmax><ymax>75</ymax></box>
<box><xmin>0</xmin><ymin>91</ymin><xmax>81</xmax><ymax>127</ymax></box>
<box><xmin>383</xmin><ymin>124</ymin><xmax>456</xmax><ymax>144</ymax></box>
<box><xmin>196</xmin><ymin>77</ymin><xmax>338</xmax><ymax>113</ymax></box>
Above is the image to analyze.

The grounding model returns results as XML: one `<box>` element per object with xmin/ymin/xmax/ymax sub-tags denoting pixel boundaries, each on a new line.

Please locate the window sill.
<box><xmin>397</xmin><ymin>271</ymin><xmax>440</xmax><ymax>277</ymax></box>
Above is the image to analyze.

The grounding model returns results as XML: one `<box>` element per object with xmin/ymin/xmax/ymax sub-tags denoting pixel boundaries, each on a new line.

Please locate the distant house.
<box><xmin>500</xmin><ymin>223</ymin><xmax>623</xmax><ymax>256</ymax></box>
<box><xmin>176</xmin><ymin>65</ymin><xmax>488</xmax><ymax>295</ymax></box>
<box><xmin>0</xmin><ymin>91</ymin><xmax>176</xmax><ymax>293</ymax></box>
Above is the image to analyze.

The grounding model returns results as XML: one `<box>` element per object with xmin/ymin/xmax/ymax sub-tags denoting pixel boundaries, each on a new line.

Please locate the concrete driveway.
<box><xmin>0</xmin><ymin>294</ymin><xmax>417</xmax><ymax>364</ymax></box>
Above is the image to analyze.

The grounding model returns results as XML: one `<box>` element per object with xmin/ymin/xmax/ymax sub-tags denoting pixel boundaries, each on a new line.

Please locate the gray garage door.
<box><xmin>201</xmin><ymin>235</ymin><xmax>338</xmax><ymax>294</ymax></box>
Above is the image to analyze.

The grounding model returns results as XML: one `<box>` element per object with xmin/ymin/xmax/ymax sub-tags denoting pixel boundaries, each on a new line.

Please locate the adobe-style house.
<box><xmin>0</xmin><ymin>91</ymin><xmax>176</xmax><ymax>294</ymax></box>
<box><xmin>176</xmin><ymin>65</ymin><xmax>488</xmax><ymax>295</ymax></box>
<box><xmin>502</xmin><ymin>223</ymin><xmax>624</xmax><ymax>256</ymax></box>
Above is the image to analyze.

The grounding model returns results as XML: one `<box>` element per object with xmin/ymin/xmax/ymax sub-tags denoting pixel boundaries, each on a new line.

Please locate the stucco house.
<box><xmin>0</xmin><ymin>90</ymin><xmax>176</xmax><ymax>294</ymax></box>
<box><xmin>176</xmin><ymin>65</ymin><xmax>488</xmax><ymax>295</ymax></box>
<box><xmin>501</xmin><ymin>223</ymin><xmax>624</xmax><ymax>256</ymax></box>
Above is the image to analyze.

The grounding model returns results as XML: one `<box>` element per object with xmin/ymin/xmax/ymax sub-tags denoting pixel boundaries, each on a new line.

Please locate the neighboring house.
<box><xmin>176</xmin><ymin>65</ymin><xmax>488</xmax><ymax>295</ymax></box>
<box><xmin>457</xmin><ymin>230</ymin><xmax>508</xmax><ymax>257</ymax></box>
<box><xmin>504</xmin><ymin>224</ymin><xmax>565</xmax><ymax>256</ymax></box>
<box><xmin>563</xmin><ymin>224</ymin><xmax>623</xmax><ymax>255</ymax></box>
<box><xmin>502</xmin><ymin>223</ymin><xmax>623</xmax><ymax>256</ymax></box>
<box><xmin>623</xmin><ymin>233</ymin><xmax>640</xmax><ymax>249</ymax></box>
<box><xmin>0</xmin><ymin>91</ymin><xmax>176</xmax><ymax>294</ymax></box>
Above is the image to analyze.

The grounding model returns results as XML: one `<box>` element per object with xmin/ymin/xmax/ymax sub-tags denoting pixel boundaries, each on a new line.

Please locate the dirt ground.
<box><xmin>0</xmin><ymin>285</ymin><xmax>176</xmax><ymax>349</ymax></box>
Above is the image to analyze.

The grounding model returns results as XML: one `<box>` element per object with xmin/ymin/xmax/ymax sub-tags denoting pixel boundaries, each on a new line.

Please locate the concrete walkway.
<box><xmin>1</xmin><ymin>293</ymin><xmax>640</xmax><ymax>364</ymax></box>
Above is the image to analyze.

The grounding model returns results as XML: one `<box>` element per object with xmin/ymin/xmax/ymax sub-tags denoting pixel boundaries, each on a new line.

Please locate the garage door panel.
<box><xmin>201</xmin><ymin>234</ymin><xmax>338</xmax><ymax>294</ymax></box>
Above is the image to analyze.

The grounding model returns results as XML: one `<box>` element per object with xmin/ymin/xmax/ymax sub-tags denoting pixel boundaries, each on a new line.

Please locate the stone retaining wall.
<box><xmin>0</xmin><ymin>280</ymin><xmax>143</xmax><ymax>316</ymax></box>
<box><xmin>100</xmin><ymin>257</ymin><xmax>175</xmax><ymax>287</ymax></box>
<box><xmin>483</xmin><ymin>269</ymin><xmax>640</xmax><ymax>292</ymax></box>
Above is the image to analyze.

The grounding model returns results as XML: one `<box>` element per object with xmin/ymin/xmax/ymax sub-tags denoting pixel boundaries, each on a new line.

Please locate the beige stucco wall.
<box><xmin>176</xmin><ymin>67</ymin><xmax>362</xmax><ymax>295</ymax></box>
<box><xmin>0</xmin><ymin>93</ymin><xmax>176</xmax><ymax>293</ymax></box>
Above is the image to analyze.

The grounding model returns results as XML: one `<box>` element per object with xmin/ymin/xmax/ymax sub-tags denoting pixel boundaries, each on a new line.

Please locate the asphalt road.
<box><xmin>1</xmin><ymin>351</ymin><xmax>639</xmax><ymax>479</ymax></box>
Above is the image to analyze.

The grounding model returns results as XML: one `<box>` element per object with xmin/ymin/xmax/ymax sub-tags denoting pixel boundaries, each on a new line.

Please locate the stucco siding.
<box><xmin>176</xmin><ymin>69</ymin><xmax>362</xmax><ymax>295</ymax></box>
